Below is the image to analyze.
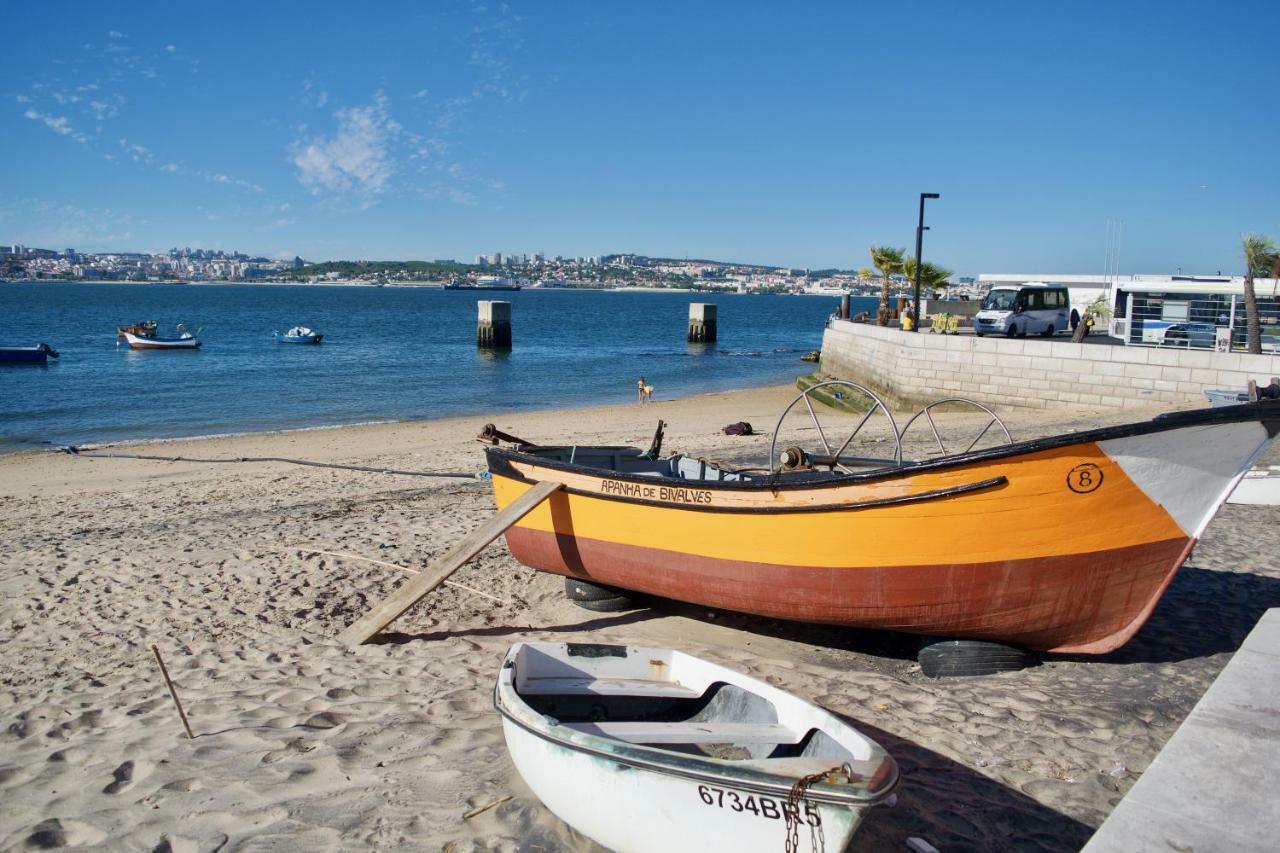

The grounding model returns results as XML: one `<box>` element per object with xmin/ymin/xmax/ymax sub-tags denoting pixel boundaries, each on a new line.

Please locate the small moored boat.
<box><xmin>274</xmin><ymin>326</ymin><xmax>323</xmax><ymax>344</ymax></box>
<box><xmin>495</xmin><ymin>642</ymin><xmax>896</xmax><ymax>853</ymax></box>
<box><xmin>122</xmin><ymin>325</ymin><xmax>201</xmax><ymax>350</ymax></box>
<box><xmin>0</xmin><ymin>343</ymin><xmax>59</xmax><ymax>364</ymax></box>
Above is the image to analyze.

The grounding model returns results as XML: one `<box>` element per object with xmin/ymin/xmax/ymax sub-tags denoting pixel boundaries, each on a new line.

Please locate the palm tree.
<box><xmin>869</xmin><ymin>245</ymin><xmax>906</xmax><ymax>326</ymax></box>
<box><xmin>1242</xmin><ymin>233</ymin><xmax>1277</xmax><ymax>354</ymax></box>
<box><xmin>903</xmin><ymin>258</ymin><xmax>953</xmax><ymax>295</ymax></box>
<box><xmin>856</xmin><ymin>267</ymin><xmax>874</xmax><ymax>284</ymax></box>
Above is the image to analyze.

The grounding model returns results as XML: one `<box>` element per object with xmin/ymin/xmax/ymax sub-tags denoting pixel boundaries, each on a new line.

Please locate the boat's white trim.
<box><xmin>1098</xmin><ymin>421</ymin><xmax>1273</xmax><ymax>538</ymax></box>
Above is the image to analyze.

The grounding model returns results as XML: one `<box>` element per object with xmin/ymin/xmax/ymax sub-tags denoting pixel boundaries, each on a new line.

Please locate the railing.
<box><xmin>1118</xmin><ymin>290</ymin><xmax>1280</xmax><ymax>353</ymax></box>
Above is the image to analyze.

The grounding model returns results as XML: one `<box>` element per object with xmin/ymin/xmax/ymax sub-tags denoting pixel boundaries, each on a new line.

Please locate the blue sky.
<box><xmin>2</xmin><ymin>1</ymin><xmax>1276</xmax><ymax>275</ymax></box>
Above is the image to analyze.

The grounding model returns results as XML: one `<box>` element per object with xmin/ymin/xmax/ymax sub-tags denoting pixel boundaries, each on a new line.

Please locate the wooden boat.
<box><xmin>273</xmin><ymin>326</ymin><xmax>323</xmax><ymax>344</ymax></box>
<box><xmin>485</xmin><ymin>402</ymin><xmax>1280</xmax><ymax>653</ymax></box>
<box><xmin>0</xmin><ymin>343</ymin><xmax>59</xmax><ymax>364</ymax></box>
<box><xmin>495</xmin><ymin>642</ymin><xmax>896</xmax><ymax>853</ymax></box>
<box><xmin>122</xmin><ymin>331</ymin><xmax>200</xmax><ymax>350</ymax></box>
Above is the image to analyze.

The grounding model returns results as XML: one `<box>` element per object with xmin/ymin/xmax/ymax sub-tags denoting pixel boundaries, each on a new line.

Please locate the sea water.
<box><xmin>0</xmin><ymin>282</ymin><xmax>878</xmax><ymax>451</ymax></box>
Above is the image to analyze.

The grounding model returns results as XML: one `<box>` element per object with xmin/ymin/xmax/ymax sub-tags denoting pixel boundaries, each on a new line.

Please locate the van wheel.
<box><xmin>1041</xmin><ymin>324</ymin><xmax>1054</xmax><ymax>337</ymax></box>
<box><xmin>974</xmin><ymin>332</ymin><xmax>984</xmax><ymax>337</ymax></box>
<box><xmin>1005</xmin><ymin>325</ymin><xmax>1017</xmax><ymax>338</ymax></box>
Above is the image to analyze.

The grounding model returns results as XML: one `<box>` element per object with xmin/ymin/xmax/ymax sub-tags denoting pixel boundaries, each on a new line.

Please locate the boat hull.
<box><xmin>501</xmin><ymin>717</ymin><xmax>862</xmax><ymax>853</ymax></box>
<box><xmin>0</xmin><ymin>346</ymin><xmax>56</xmax><ymax>364</ymax></box>
<box><xmin>495</xmin><ymin>642</ymin><xmax>893</xmax><ymax>853</ymax></box>
<box><xmin>123</xmin><ymin>332</ymin><xmax>200</xmax><ymax>350</ymax></box>
<box><xmin>487</xmin><ymin>408</ymin><xmax>1279</xmax><ymax>653</ymax></box>
<box><xmin>275</xmin><ymin>334</ymin><xmax>323</xmax><ymax>344</ymax></box>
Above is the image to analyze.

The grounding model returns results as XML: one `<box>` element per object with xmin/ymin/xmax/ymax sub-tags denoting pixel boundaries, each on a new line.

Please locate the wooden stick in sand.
<box><xmin>338</xmin><ymin>480</ymin><xmax>562</xmax><ymax>647</ymax></box>
<box><xmin>151</xmin><ymin>644</ymin><xmax>195</xmax><ymax>739</ymax></box>
<box><xmin>462</xmin><ymin>795</ymin><xmax>512</xmax><ymax>820</ymax></box>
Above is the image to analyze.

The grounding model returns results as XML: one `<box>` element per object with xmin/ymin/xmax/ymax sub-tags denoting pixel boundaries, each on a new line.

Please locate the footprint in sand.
<box><xmin>103</xmin><ymin>759</ymin><xmax>153</xmax><ymax>794</ymax></box>
<box><xmin>24</xmin><ymin>818</ymin><xmax>107</xmax><ymax>848</ymax></box>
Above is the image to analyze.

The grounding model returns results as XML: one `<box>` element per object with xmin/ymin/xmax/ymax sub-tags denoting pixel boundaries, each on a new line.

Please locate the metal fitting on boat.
<box><xmin>780</xmin><ymin>446</ymin><xmax>810</xmax><ymax>472</ymax></box>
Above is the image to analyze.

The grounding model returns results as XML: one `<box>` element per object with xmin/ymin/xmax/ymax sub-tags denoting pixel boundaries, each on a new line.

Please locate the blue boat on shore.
<box><xmin>274</xmin><ymin>326</ymin><xmax>324</xmax><ymax>344</ymax></box>
<box><xmin>0</xmin><ymin>343</ymin><xmax>59</xmax><ymax>364</ymax></box>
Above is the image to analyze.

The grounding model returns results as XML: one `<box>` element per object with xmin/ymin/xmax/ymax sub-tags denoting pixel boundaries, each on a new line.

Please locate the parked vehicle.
<box><xmin>973</xmin><ymin>284</ymin><xmax>1070</xmax><ymax>338</ymax></box>
<box><xmin>1159</xmin><ymin>322</ymin><xmax>1217</xmax><ymax>348</ymax></box>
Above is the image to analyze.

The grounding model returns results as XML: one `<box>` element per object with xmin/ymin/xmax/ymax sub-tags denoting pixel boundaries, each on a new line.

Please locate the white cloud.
<box><xmin>24</xmin><ymin>109</ymin><xmax>86</xmax><ymax>143</ymax></box>
<box><xmin>290</xmin><ymin>94</ymin><xmax>399</xmax><ymax>203</ymax></box>
<box><xmin>165</xmin><ymin>45</ymin><xmax>176</xmax><ymax>53</ymax></box>
<box><xmin>160</xmin><ymin>163</ymin><xmax>178</xmax><ymax>172</ymax></box>
<box><xmin>108</xmin><ymin>30</ymin><xmax>125</xmax><ymax>38</ymax></box>
<box><xmin>89</xmin><ymin>99</ymin><xmax>119</xmax><ymax>119</ymax></box>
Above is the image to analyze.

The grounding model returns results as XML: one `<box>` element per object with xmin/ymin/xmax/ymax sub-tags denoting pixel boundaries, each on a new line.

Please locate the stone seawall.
<box><xmin>819</xmin><ymin>320</ymin><xmax>1279</xmax><ymax>411</ymax></box>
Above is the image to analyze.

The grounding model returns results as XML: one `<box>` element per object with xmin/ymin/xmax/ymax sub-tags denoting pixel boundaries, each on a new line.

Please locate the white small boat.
<box><xmin>122</xmin><ymin>330</ymin><xmax>201</xmax><ymax>350</ymax></box>
<box><xmin>495</xmin><ymin>642</ymin><xmax>897</xmax><ymax>853</ymax></box>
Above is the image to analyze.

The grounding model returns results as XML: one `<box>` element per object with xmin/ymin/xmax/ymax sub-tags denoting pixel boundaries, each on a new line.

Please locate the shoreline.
<box><xmin>0</xmin><ymin>380</ymin><xmax>806</xmax><ymax>461</ymax></box>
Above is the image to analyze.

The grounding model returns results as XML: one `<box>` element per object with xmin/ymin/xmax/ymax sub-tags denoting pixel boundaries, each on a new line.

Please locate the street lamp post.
<box><xmin>912</xmin><ymin>192</ymin><xmax>940</xmax><ymax>332</ymax></box>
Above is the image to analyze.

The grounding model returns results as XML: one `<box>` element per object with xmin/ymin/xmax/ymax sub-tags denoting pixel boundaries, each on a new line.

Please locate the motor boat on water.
<box><xmin>274</xmin><ymin>326</ymin><xmax>324</xmax><ymax>344</ymax></box>
<box><xmin>0</xmin><ymin>343</ymin><xmax>59</xmax><ymax>364</ymax></box>
<box><xmin>121</xmin><ymin>323</ymin><xmax>201</xmax><ymax>350</ymax></box>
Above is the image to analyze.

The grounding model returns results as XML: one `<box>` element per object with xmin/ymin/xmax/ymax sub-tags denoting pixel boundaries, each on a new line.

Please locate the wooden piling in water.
<box><xmin>687</xmin><ymin>303</ymin><xmax>717</xmax><ymax>343</ymax></box>
<box><xmin>477</xmin><ymin>300</ymin><xmax>512</xmax><ymax>349</ymax></box>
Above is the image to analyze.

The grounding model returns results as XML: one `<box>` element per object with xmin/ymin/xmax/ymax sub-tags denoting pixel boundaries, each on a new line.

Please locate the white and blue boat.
<box><xmin>274</xmin><ymin>326</ymin><xmax>324</xmax><ymax>344</ymax></box>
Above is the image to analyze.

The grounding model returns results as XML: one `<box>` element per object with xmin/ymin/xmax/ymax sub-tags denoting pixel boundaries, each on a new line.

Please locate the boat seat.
<box><xmin>559</xmin><ymin>721</ymin><xmax>803</xmax><ymax>745</ymax></box>
<box><xmin>520</xmin><ymin>677</ymin><xmax>703</xmax><ymax>699</ymax></box>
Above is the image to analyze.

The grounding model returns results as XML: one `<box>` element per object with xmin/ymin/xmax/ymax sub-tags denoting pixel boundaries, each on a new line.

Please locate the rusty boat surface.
<box><xmin>485</xmin><ymin>402</ymin><xmax>1280</xmax><ymax>653</ymax></box>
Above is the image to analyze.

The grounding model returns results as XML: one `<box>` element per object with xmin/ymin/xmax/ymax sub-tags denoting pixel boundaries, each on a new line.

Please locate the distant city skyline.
<box><xmin>3</xmin><ymin>1</ymin><xmax>1277</xmax><ymax>276</ymax></box>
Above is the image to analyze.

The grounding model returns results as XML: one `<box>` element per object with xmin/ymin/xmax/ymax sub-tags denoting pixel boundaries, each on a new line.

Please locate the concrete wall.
<box><xmin>819</xmin><ymin>320</ymin><xmax>1279</xmax><ymax>411</ymax></box>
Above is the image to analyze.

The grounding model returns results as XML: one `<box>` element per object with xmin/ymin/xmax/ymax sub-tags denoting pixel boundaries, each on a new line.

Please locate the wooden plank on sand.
<box><xmin>338</xmin><ymin>480</ymin><xmax>562</xmax><ymax>647</ymax></box>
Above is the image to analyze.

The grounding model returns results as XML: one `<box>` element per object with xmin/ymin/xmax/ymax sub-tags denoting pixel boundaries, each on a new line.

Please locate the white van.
<box><xmin>973</xmin><ymin>284</ymin><xmax>1070</xmax><ymax>337</ymax></box>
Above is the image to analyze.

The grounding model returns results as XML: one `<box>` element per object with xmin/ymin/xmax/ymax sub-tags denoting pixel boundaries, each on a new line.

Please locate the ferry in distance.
<box><xmin>444</xmin><ymin>276</ymin><xmax>524</xmax><ymax>292</ymax></box>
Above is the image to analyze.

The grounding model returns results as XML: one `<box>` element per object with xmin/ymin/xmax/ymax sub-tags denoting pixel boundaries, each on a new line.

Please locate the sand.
<box><xmin>1</xmin><ymin>384</ymin><xmax>1277</xmax><ymax>852</ymax></box>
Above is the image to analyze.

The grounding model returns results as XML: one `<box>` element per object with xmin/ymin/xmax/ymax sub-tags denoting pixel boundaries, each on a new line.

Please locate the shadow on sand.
<box><xmin>847</xmin><ymin>715</ymin><xmax>1096</xmax><ymax>852</ymax></box>
<box><xmin>1054</xmin><ymin>565</ymin><xmax>1280</xmax><ymax>665</ymax></box>
<box><xmin>374</xmin><ymin>608</ymin><xmax>660</xmax><ymax>644</ymax></box>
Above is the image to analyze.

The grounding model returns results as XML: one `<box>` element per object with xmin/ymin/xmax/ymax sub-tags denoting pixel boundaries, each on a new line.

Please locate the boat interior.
<box><xmin>514</xmin><ymin>644</ymin><xmax>854</xmax><ymax>763</ymax></box>
<box><xmin>519</xmin><ymin>445</ymin><xmax>897</xmax><ymax>483</ymax></box>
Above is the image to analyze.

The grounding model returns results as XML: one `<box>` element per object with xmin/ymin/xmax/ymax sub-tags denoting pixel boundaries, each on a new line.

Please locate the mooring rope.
<box><xmin>56</xmin><ymin>446</ymin><xmax>487</xmax><ymax>480</ymax></box>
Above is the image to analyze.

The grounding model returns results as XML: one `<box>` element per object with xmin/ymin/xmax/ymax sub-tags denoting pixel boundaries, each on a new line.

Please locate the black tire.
<box><xmin>974</xmin><ymin>332</ymin><xmax>984</xmax><ymax>337</ymax></box>
<box><xmin>564</xmin><ymin>577</ymin><xmax>629</xmax><ymax>602</ymax></box>
<box><xmin>1041</xmin><ymin>324</ymin><xmax>1054</xmax><ymax>337</ymax></box>
<box><xmin>571</xmin><ymin>595</ymin><xmax>641</xmax><ymax>613</ymax></box>
<box><xmin>1005</xmin><ymin>324</ymin><xmax>1017</xmax><ymax>338</ymax></box>
<box><xmin>918</xmin><ymin>639</ymin><xmax>1038</xmax><ymax>678</ymax></box>
<box><xmin>1070</xmin><ymin>309</ymin><xmax>1080</xmax><ymax>331</ymax></box>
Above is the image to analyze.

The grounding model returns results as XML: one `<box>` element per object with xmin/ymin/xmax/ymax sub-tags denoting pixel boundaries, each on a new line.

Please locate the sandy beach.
<box><xmin>2</xmin><ymin>384</ymin><xmax>1278</xmax><ymax>852</ymax></box>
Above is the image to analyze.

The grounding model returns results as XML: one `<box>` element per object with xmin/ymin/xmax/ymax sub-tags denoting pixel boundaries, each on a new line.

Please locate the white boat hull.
<box><xmin>502</xmin><ymin>717</ymin><xmax>862</xmax><ymax>853</ymax></box>
<box><xmin>495</xmin><ymin>643</ymin><xmax>895</xmax><ymax>853</ymax></box>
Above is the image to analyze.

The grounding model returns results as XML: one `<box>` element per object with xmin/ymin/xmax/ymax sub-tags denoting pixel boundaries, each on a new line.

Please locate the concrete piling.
<box><xmin>840</xmin><ymin>294</ymin><xmax>850</xmax><ymax>320</ymax></box>
<box><xmin>687</xmin><ymin>303</ymin><xmax>717</xmax><ymax>343</ymax></box>
<box><xmin>477</xmin><ymin>300</ymin><xmax>512</xmax><ymax>349</ymax></box>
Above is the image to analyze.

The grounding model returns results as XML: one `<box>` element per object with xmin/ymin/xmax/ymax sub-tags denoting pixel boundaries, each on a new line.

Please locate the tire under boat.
<box><xmin>484</xmin><ymin>402</ymin><xmax>1280</xmax><ymax>653</ymax></box>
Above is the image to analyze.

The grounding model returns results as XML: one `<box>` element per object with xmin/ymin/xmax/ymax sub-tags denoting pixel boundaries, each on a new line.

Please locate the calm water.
<box><xmin>0</xmin><ymin>283</ymin><xmax>872</xmax><ymax>451</ymax></box>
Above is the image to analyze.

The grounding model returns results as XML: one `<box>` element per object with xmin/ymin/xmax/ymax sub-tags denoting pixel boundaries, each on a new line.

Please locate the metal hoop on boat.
<box><xmin>768</xmin><ymin>380</ymin><xmax>901</xmax><ymax>474</ymax></box>
<box><xmin>898</xmin><ymin>398</ymin><xmax>1012</xmax><ymax>456</ymax></box>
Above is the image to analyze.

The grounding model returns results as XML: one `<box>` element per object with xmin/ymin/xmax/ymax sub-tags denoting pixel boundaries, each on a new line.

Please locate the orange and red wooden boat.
<box><xmin>485</xmin><ymin>402</ymin><xmax>1280</xmax><ymax>653</ymax></box>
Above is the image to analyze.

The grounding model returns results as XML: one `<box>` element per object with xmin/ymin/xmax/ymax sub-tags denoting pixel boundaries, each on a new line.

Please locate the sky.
<box><xmin>2</xmin><ymin>1</ymin><xmax>1277</xmax><ymax>275</ymax></box>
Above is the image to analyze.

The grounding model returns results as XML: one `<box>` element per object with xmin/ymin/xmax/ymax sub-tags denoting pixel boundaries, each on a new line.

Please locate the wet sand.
<box><xmin>1</xmin><ymin>384</ymin><xmax>1277</xmax><ymax>851</ymax></box>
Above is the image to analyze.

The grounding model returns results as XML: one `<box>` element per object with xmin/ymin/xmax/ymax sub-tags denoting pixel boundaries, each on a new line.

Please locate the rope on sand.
<box><xmin>57</xmin><ymin>446</ymin><xmax>487</xmax><ymax>480</ymax></box>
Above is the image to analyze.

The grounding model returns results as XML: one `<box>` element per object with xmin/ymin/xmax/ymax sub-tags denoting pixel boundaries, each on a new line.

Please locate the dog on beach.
<box><xmin>637</xmin><ymin>377</ymin><xmax>654</xmax><ymax>403</ymax></box>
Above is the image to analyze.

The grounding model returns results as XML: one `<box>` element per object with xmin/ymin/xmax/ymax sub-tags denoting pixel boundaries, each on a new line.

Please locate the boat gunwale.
<box><xmin>486</xmin><ymin>400</ymin><xmax>1280</xmax><ymax>495</ymax></box>
<box><xmin>493</xmin><ymin>651</ymin><xmax>898</xmax><ymax>806</ymax></box>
